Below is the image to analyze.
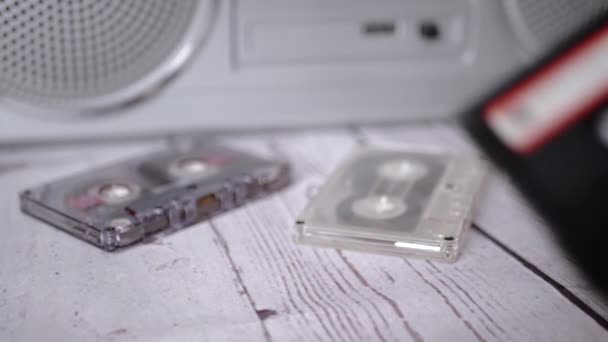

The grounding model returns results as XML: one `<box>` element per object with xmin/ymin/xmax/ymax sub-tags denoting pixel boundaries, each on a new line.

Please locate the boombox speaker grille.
<box><xmin>507</xmin><ymin>0</ymin><xmax>608</xmax><ymax>53</ymax></box>
<box><xmin>0</xmin><ymin>0</ymin><xmax>216</xmax><ymax>116</ymax></box>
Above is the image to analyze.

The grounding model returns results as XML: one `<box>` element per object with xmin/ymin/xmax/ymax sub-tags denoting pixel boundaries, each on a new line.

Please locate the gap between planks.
<box><xmin>2</xmin><ymin>126</ymin><xmax>607</xmax><ymax>342</ymax></box>
<box><xmin>352</xmin><ymin>122</ymin><xmax>608</xmax><ymax>326</ymax></box>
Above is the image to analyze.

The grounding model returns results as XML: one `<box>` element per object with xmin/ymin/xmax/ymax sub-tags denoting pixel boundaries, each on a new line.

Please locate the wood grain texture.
<box><xmin>270</xmin><ymin>127</ymin><xmax>608</xmax><ymax>339</ymax></box>
<box><xmin>0</xmin><ymin>125</ymin><xmax>607</xmax><ymax>341</ymax></box>
<box><xmin>361</xmin><ymin>123</ymin><xmax>608</xmax><ymax>320</ymax></box>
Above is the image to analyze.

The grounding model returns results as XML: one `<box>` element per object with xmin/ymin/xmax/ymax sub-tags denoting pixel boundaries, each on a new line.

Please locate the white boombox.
<box><xmin>0</xmin><ymin>0</ymin><xmax>606</xmax><ymax>142</ymax></box>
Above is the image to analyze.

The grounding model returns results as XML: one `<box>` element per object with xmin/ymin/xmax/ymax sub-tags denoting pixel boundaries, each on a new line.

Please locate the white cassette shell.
<box><xmin>295</xmin><ymin>144</ymin><xmax>487</xmax><ymax>262</ymax></box>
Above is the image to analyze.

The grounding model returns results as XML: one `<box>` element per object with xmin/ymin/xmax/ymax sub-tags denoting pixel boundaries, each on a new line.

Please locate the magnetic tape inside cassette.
<box><xmin>295</xmin><ymin>144</ymin><xmax>486</xmax><ymax>262</ymax></box>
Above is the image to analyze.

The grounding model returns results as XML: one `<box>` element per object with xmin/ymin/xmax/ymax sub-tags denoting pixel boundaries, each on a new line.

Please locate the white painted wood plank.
<box><xmin>275</xmin><ymin>180</ymin><xmax>608</xmax><ymax>342</ymax></box>
<box><xmin>360</xmin><ymin>123</ymin><xmax>608</xmax><ymax>319</ymax></box>
<box><xmin>265</xmin><ymin>129</ymin><xmax>608</xmax><ymax>341</ymax></box>
<box><xmin>1</xmin><ymin>130</ymin><xmax>607</xmax><ymax>342</ymax></box>
<box><xmin>0</xmin><ymin>148</ymin><xmax>267</xmax><ymax>342</ymax></box>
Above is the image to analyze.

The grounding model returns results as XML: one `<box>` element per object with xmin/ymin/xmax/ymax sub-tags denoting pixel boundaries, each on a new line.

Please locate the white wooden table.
<box><xmin>1</xmin><ymin>123</ymin><xmax>607</xmax><ymax>342</ymax></box>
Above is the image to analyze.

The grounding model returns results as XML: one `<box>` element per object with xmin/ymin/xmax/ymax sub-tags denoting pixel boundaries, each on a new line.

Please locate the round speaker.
<box><xmin>504</xmin><ymin>0</ymin><xmax>608</xmax><ymax>54</ymax></box>
<box><xmin>0</xmin><ymin>0</ymin><xmax>217</xmax><ymax>117</ymax></box>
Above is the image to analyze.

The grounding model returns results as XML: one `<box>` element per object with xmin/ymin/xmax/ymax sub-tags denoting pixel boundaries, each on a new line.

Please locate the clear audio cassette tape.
<box><xmin>295</xmin><ymin>144</ymin><xmax>486</xmax><ymax>261</ymax></box>
<box><xmin>20</xmin><ymin>144</ymin><xmax>290</xmax><ymax>251</ymax></box>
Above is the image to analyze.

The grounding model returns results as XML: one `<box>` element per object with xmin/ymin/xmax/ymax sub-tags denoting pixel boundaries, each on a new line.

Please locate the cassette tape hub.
<box><xmin>295</xmin><ymin>145</ymin><xmax>486</xmax><ymax>262</ymax></box>
<box><xmin>20</xmin><ymin>145</ymin><xmax>290</xmax><ymax>251</ymax></box>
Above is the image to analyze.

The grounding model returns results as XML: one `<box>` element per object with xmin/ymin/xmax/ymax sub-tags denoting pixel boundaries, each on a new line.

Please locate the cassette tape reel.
<box><xmin>20</xmin><ymin>144</ymin><xmax>290</xmax><ymax>251</ymax></box>
<box><xmin>295</xmin><ymin>145</ymin><xmax>486</xmax><ymax>262</ymax></box>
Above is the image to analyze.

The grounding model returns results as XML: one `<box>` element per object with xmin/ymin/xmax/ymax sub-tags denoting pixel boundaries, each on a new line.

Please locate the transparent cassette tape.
<box><xmin>295</xmin><ymin>144</ymin><xmax>486</xmax><ymax>262</ymax></box>
<box><xmin>21</xmin><ymin>144</ymin><xmax>290</xmax><ymax>251</ymax></box>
